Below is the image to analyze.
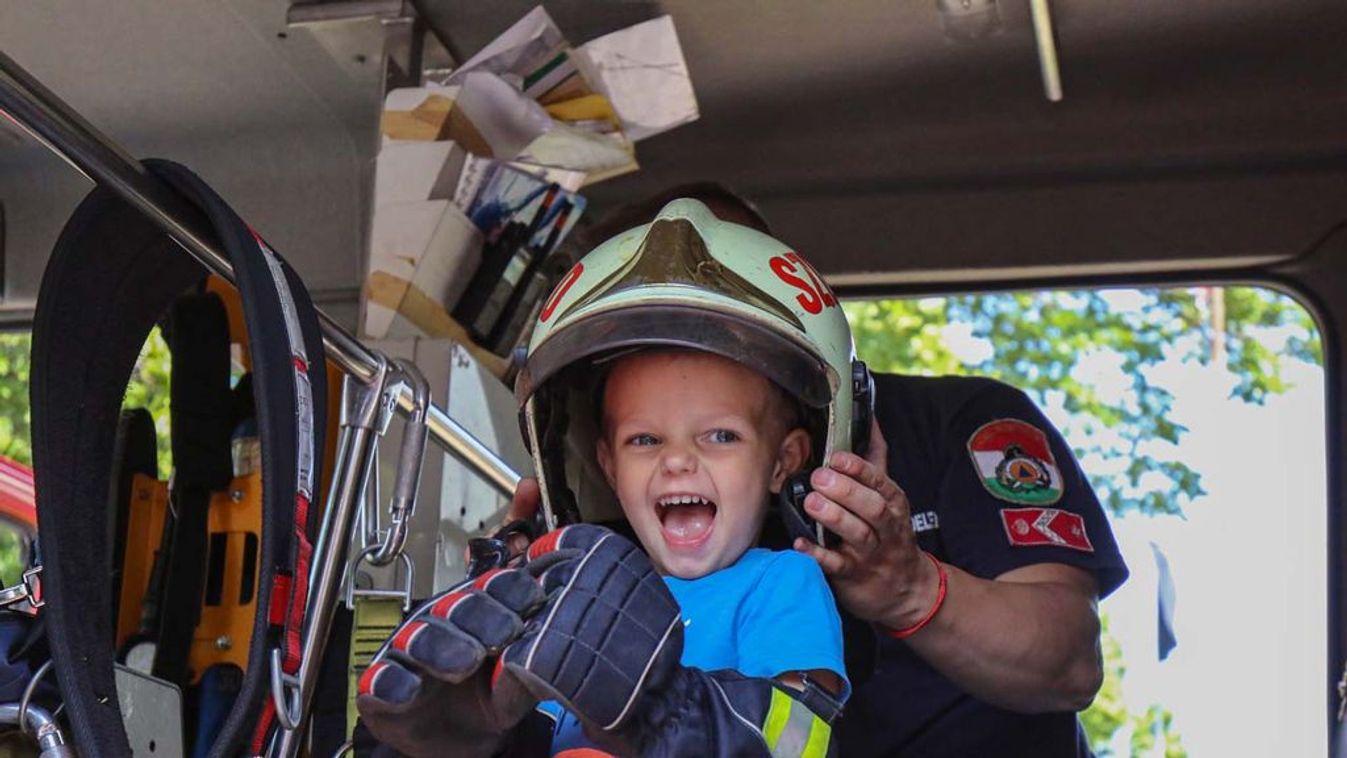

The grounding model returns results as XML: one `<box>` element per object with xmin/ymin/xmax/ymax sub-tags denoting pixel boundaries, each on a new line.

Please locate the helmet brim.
<box><xmin>515</xmin><ymin>303</ymin><xmax>834</xmax><ymax>411</ymax></box>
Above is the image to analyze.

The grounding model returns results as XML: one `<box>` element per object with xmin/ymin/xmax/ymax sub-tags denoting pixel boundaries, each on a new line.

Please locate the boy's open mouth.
<box><xmin>656</xmin><ymin>494</ymin><xmax>717</xmax><ymax>547</ymax></box>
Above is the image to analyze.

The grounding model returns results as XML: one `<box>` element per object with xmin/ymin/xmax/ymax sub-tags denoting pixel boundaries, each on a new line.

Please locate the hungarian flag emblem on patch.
<box><xmin>1000</xmin><ymin>507</ymin><xmax>1093</xmax><ymax>552</ymax></box>
<box><xmin>967</xmin><ymin>419</ymin><xmax>1063</xmax><ymax>505</ymax></box>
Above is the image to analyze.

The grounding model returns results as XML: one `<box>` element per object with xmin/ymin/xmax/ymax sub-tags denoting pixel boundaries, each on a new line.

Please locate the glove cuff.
<box><xmin>611</xmin><ymin>666</ymin><xmax>841</xmax><ymax>757</ymax></box>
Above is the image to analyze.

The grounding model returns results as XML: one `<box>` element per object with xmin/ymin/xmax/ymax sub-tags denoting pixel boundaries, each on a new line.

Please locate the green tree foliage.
<box><xmin>1081</xmin><ymin>614</ymin><xmax>1186</xmax><ymax>757</ymax></box>
<box><xmin>0</xmin><ymin>527</ymin><xmax>25</xmax><ymax>588</ymax></box>
<box><xmin>848</xmin><ymin>286</ymin><xmax>1318</xmax><ymax>756</ymax></box>
<box><xmin>1221</xmin><ymin>287</ymin><xmax>1322</xmax><ymax>402</ymax></box>
<box><xmin>120</xmin><ymin>328</ymin><xmax>174</xmax><ymax>477</ymax></box>
<box><xmin>0</xmin><ymin>329</ymin><xmax>172</xmax><ymax>474</ymax></box>
<box><xmin>846</xmin><ymin>287</ymin><xmax>1320</xmax><ymax>516</ymax></box>
<box><xmin>0</xmin><ymin>334</ymin><xmax>33</xmax><ymax>465</ymax></box>
<box><xmin>0</xmin><ymin>329</ymin><xmax>171</xmax><ymax>587</ymax></box>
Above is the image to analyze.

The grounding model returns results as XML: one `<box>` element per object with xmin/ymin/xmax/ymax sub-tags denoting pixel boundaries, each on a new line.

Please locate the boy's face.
<box><xmin>596</xmin><ymin>351</ymin><xmax>809</xmax><ymax>579</ymax></box>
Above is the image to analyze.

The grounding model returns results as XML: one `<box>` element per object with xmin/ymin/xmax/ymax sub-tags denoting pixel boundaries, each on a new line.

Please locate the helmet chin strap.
<box><xmin>852</xmin><ymin>360</ymin><xmax>876</xmax><ymax>458</ymax></box>
<box><xmin>777</xmin><ymin>472</ymin><xmax>840</xmax><ymax>549</ymax></box>
<box><xmin>526</xmin><ymin>390</ymin><xmax>581</xmax><ymax>531</ymax></box>
<box><xmin>780</xmin><ymin>360</ymin><xmax>875</xmax><ymax>550</ymax></box>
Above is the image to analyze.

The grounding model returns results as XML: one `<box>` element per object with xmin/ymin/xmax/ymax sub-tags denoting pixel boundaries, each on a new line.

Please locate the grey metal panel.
<box><xmin>760</xmin><ymin>169</ymin><xmax>1347</xmax><ymax>282</ymax></box>
<box><xmin>565</xmin><ymin>0</ymin><xmax>1347</xmax><ymax>277</ymax></box>
<box><xmin>0</xmin><ymin>0</ymin><xmax>384</xmax><ymax>307</ymax></box>
<box><xmin>115</xmin><ymin>665</ymin><xmax>185</xmax><ymax>758</ymax></box>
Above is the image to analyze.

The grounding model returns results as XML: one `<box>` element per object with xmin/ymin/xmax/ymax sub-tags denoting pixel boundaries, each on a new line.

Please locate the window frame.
<box><xmin>834</xmin><ymin>226</ymin><xmax>1347</xmax><ymax>745</ymax></box>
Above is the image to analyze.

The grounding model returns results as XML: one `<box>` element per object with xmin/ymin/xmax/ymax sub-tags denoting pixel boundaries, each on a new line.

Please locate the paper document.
<box><xmin>448</xmin><ymin>6</ymin><xmax>589</xmax><ymax>105</ymax></box>
<box><xmin>518</xmin><ymin>121</ymin><xmax>637</xmax><ymax>184</ymax></box>
<box><xmin>574</xmin><ymin>16</ymin><xmax>699</xmax><ymax>142</ymax></box>
<box><xmin>453</xmin><ymin>70</ymin><xmax>555</xmax><ymax>159</ymax></box>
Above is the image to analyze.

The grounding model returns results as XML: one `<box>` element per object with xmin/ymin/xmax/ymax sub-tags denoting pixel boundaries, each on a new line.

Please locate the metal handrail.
<box><xmin>0</xmin><ymin>48</ymin><xmax>520</xmax><ymax>496</ymax></box>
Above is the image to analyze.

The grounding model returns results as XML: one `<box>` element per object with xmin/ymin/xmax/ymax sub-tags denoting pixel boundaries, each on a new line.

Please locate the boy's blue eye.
<box><xmin>628</xmin><ymin>433</ymin><xmax>659</xmax><ymax>447</ymax></box>
<box><xmin>709</xmin><ymin>429</ymin><xmax>740</xmax><ymax>444</ymax></box>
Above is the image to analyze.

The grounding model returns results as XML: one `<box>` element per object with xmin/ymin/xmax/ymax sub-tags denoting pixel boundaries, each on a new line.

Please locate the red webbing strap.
<box><xmin>249</xmin><ymin>502</ymin><xmax>315</xmax><ymax>753</ymax></box>
<box><xmin>248</xmin><ymin>231</ymin><xmax>322</xmax><ymax>753</ymax></box>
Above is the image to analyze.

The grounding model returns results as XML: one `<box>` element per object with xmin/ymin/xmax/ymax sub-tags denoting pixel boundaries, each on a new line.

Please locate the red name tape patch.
<box><xmin>1000</xmin><ymin>507</ymin><xmax>1093</xmax><ymax>552</ymax></box>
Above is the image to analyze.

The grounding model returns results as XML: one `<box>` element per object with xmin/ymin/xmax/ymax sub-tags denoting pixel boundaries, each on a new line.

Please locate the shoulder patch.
<box><xmin>966</xmin><ymin>418</ymin><xmax>1063</xmax><ymax>505</ymax></box>
<box><xmin>1000</xmin><ymin>507</ymin><xmax>1094</xmax><ymax>552</ymax></box>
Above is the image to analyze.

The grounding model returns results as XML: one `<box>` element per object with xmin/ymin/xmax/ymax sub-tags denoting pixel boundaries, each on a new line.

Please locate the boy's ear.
<box><xmin>770</xmin><ymin>428</ymin><xmax>811</xmax><ymax>493</ymax></box>
<box><xmin>596</xmin><ymin>437</ymin><xmax>617</xmax><ymax>489</ymax></box>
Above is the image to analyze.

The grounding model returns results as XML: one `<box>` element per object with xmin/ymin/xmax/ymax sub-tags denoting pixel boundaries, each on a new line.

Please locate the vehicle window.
<box><xmin>0</xmin><ymin>522</ymin><xmax>29</xmax><ymax>588</ymax></box>
<box><xmin>846</xmin><ymin>286</ymin><xmax>1326</xmax><ymax>757</ymax></box>
<box><xmin>0</xmin><ymin>332</ymin><xmax>36</xmax><ymax>588</ymax></box>
<box><xmin>0</xmin><ymin>329</ymin><xmax>171</xmax><ymax>583</ymax></box>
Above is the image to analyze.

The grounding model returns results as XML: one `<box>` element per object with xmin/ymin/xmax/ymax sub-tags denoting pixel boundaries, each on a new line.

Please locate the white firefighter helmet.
<box><xmin>514</xmin><ymin>199</ymin><xmax>871</xmax><ymax>528</ymax></box>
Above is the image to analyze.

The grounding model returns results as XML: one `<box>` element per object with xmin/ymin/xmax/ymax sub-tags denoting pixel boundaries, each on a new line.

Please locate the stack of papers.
<box><xmin>361</xmin><ymin>5</ymin><xmax>700</xmax><ymax>350</ymax></box>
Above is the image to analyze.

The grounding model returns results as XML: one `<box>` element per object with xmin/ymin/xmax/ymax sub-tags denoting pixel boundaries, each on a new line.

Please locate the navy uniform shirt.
<box><xmin>837</xmin><ymin>373</ymin><xmax>1128</xmax><ymax>758</ymax></box>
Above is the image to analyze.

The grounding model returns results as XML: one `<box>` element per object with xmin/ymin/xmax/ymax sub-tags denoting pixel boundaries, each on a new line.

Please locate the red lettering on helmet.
<box><xmin>540</xmin><ymin>263</ymin><xmax>585</xmax><ymax>322</ymax></box>
<box><xmin>770</xmin><ymin>255</ymin><xmax>823</xmax><ymax>314</ymax></box>
<box><xmin>786</xmin><ymin>252</ymin><xmax>836</xmax><ymax>308</ymax></box>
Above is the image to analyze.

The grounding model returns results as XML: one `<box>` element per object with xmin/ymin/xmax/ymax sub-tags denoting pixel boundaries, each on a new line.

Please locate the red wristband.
<box><xmin>887</xmin><ymin>551</ymin><xmax>947</xmax><ymax>639</ymax></box>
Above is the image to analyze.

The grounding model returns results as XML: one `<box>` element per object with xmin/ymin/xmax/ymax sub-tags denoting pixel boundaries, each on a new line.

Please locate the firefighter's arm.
<box><xmin>506</xmin><ymin>524</ymin><xmax>841</xmax><ymax>757</ymax></box>
<box><xmin>794</xmin><ymin>423</ymin><xmax>1104</xmax><ymax>713</ymax></box>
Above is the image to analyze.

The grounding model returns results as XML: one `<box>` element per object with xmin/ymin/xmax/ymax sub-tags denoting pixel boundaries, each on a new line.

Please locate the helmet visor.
<box><xmin>515</xmin><ymin>303</ymin><xmax>835</xmax><ymax>412</ymax></box>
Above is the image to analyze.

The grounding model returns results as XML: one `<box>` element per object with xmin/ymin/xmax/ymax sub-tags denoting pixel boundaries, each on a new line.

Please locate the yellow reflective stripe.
<box><xmin>802</xmin><ymin>716</ymin><xmax>832</xmax><ymax>758</ymax></box>
<box><xmin>763</xmin><ymin>687</ymin><xmax>833</xmax><ymax>758</ymax></box>
<box><xmin>347</xmin><ymin>596</ymin><xmax>404</xmax><ymax>737</ymax></box>
<box><xmin>764</xmin><ymin>688</ymin><xmax>793</xmax><ymax>751</ymax></box>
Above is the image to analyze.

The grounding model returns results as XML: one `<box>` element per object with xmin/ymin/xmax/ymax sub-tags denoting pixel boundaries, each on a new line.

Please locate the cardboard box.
<box><xmin>363</xmin><ymin>200</ymin><xmax>483</xmax><ymax>346</ymax></box>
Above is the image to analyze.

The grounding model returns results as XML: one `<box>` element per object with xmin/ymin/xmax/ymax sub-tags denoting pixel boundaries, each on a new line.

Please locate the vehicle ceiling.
<box><xmin>2</xmin><ymin>0</ymin><xmax>1346</xmax><ymax>324</ymax></box>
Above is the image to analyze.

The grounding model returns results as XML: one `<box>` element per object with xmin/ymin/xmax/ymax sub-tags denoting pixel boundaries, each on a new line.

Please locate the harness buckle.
<box><xmin>0</xmin><ymin>566</ymin><xmax>43</xmax><ymax>611</ymax></box>
<box><xmin>344</xmin><ymin>545</ymin><xmax>415</xmax><ymax>613</ymax></box>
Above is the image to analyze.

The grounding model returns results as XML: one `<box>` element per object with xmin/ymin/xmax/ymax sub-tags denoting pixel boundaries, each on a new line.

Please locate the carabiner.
<box><xmin>268</xmin><ymin>648</ymin><xmax>304</xmax><ymax>732</ymax></box>
<box><xmin>366</xmin><ymin>359</ymin><xmax>430</xmax><ymax>567</ymax></box>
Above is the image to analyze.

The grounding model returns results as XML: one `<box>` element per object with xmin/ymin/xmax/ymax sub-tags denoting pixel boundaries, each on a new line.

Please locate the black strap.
<box><xmin>153</xmin><ymin>292</ymin><xmax>234</xmax><ymax>686</ymax></box>
<box><xmin>108</xmin><ymin>408</ymin><xmax>158</xmax><ymax>632</ymax></box>
<box><xmin>31</xmin><ymin>159</ymin><xmax>327</xmax><ymax>757</ymax></box>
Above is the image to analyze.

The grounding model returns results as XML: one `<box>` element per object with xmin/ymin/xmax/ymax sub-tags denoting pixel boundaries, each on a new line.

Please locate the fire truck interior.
<box><xmin>1</xmin><ymin>1</ymin><xmax>1345</xmax><ymax>755</ymax></box>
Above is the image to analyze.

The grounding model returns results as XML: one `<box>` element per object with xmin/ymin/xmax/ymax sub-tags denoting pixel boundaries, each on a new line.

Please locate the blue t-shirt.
<box><xmin>540</xmin><ymin>548</ymin><xmax>847</xmax><ymax>753</ymax></box>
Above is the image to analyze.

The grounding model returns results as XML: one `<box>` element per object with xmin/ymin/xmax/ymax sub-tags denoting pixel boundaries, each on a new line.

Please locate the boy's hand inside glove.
<box><xmin>360</xmin><ymin>524</ymin><xmax>838</xmax><ymax>757</ymax></box>
<box><xmin>502</xmin><ymin>525</ymin><xmax>685</xmax><ymax>744</ymax></box>
<box><xmin>505</xmin><ymin>525</ymin><xmax>842</xmax><ymax>757</ymax></box>
<box><xmin>357</xmin><ymin>524</ymin><xmax>684</xmax><ymax>756</ymax></box>
<box><xmin>355</xmin><ymin>566</ymin><xmax>547</xmax><ymax>758</ymax></box>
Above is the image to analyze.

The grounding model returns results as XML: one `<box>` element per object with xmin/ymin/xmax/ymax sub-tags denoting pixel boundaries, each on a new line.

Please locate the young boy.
<box><xmin>357</xmin><ymin>199</ymin><xmax>867</xmax><ymax>757</ymax></box>
<box><xmin>537</xmin><ymin>347</ymin><xmax>848</xmax><ymax>752</ymax></box>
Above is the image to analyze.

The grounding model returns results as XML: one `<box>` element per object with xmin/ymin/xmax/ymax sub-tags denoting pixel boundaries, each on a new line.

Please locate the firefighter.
<box><xmin>509</xmin><ymin>185</ymin><xmax>1130</xmax><ymax>757</ymax></box>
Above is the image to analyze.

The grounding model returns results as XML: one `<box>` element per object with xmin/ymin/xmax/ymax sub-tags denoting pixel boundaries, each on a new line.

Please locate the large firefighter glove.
<box><xmin>355</xmin><ymin>566</ymin><xmax>547</xmax><ymax>758</ymax></box>
<box><xmin>502</xmin><ymin>525</ymin><xmax>842</xmax><ymax>757</ymax></box>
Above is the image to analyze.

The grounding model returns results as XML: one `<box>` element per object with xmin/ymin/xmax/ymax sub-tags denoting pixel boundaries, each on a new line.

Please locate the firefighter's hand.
<box><xmin>503</xmin><ymin>477</ymin><xmax>542</xmax><ymax>555</ymax></box>
<box><xmin>793</xmin><ymin>420</ymin><xmax>942</xmax><ymax>633</ymax></box>
<box><xmin>460</xmin><ymin>478</ymin><xmax>542</xmax><ymax>577</ymax></box>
